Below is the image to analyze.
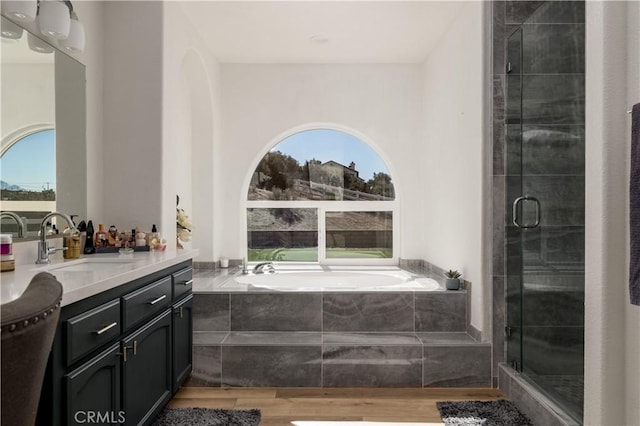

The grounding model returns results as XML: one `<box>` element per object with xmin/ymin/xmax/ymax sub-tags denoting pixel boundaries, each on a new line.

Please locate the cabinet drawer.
<box><xmin>65</xmin><ymin>299</ymin><xmax>121</xmax><ymax>367</ymax></box>
<box><xmin>122</xmin><ymin>277</ymin><xmax>171</xmax><ymax>330</ymax></box>
<box><xmin>172</xmin><ymin>267</ymin><xmax>193</xmax><ymax>301</ymax></box>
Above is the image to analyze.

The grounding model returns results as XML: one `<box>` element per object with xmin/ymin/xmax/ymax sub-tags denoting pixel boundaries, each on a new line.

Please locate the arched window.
<box><xmin>0</xmin><ymin>128</ymin><xmax>56</xmax><ymax>199</ymax></box>
<box><xmin>246</xmin><ymin>128</ymin><xmax>398</xmax><ymax>264</ymax></box>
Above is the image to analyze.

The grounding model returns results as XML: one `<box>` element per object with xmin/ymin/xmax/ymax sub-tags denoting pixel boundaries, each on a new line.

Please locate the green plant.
<box><xmin>445</xmin><ymin>269</ymin><xmax>461</xmax><ymax>279</ymax></box>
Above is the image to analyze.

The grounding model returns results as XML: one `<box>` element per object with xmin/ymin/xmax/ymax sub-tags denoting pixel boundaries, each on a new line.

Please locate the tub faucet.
<box><xmin>253</xmin><ymin>262</ymin><xmax>275</xmax><ymax>274</ymax></box>
<box><xmin>36</xmin><ymin>212</ymin><xmax>76</xmax><ymax>264</ymax></box>
<box><xmin>0</xmin><ymin>211</ymin><xmax>27</xmax><ymax>238</ymax></box>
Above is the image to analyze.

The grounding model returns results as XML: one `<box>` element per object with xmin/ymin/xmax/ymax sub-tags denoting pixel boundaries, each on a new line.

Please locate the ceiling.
<box><xmin>179</xmin><ymin>1</ymin><xmax>466</xmax><ymax>64</ymax></box>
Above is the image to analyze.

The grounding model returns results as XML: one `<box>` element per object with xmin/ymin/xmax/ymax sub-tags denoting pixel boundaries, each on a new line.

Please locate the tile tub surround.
<box><xmin>190</xmin><ymin>264</ymin><xmax>487</xmax><ymax>387</ymax></box>
<box><xmin>190</xmin><ymin>331</ymin><xmax>489</xmax><ymax>388</ymax></box>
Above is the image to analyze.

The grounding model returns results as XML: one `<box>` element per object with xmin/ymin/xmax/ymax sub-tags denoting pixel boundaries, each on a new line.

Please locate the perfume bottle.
<box><xmin>84</xmin><ymin>220</ymin><xmax>95</xmax><ymax>254</ymax></box>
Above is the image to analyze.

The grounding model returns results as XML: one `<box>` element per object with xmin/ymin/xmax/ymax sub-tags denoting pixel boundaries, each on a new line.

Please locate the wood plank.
<box><xmin>165</xmin><ymin>398</ymin><xmax>236</xmax><ymax>409</ymax></box>
<box><xmin>173</xmin><ymin>387</ymin><xmax>277</xmax><ymax>399</ymax></box>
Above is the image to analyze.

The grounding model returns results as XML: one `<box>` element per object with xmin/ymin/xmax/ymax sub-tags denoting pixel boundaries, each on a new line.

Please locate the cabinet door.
<box><xmin>122</xmin><ymin>309</ymin><xmax>172</xmax><ymax>426</ymax></box>
<box><xmin>172</xmin><ymin>295</ymin><xmax>193</xmax><ymax>393</ymax></box>
<box><xmin>64</xmin><ymin>343</ymin><xmax>122</xmax><ymax>426</ymax></box>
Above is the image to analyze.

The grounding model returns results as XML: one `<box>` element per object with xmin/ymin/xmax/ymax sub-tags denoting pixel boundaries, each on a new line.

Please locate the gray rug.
<box><xmin>437</xmin><ymin>400</ymin><xmax>533</xmax><ymax>426</ymax></box>
<box><xmin>152</xmin><ymin>407</ymin><xmax>261</xmax><ymax>426</ymax></box>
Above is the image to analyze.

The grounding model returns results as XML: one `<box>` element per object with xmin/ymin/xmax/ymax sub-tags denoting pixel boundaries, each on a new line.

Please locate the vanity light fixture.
<box><xmin>28</xmin><ymin>31</ymin><xmax>53</xmax><ymax>53</ymax></box>
<box><xmin>1</xmin><ymin>0</ymin><xmax>86</xmax><ymax>53</ymax></box>
<box><xmin>1</xmin><ymin>18</ymin><xmax>23</xmax><ymax>39</ymax></box>
<box><xmin>1</xmin><ymin>0</ymin><xmax>38</xmax><ymax>23</ymax></box>
<box><xmin>37</xmin><ymin>0</ymin><xmax>70</xmax><ymax>40</ymax></box>
<box><xmin>60</xmin><ymin>9</ymin><xmax>83</xmax><ymax>52</ymax></box>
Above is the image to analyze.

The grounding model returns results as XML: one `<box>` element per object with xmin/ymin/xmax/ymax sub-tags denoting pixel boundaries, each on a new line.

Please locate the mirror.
<box><xmin>0</xmin><ymin>16</ymin><xmax>86</xmax><ymax>239</ymax></box>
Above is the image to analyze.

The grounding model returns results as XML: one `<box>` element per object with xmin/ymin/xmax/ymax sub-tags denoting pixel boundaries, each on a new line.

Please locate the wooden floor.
<box><xmin>167</xmin><ymin>387</ymin><xmax>504</xmax><ymax>425</ymax></box>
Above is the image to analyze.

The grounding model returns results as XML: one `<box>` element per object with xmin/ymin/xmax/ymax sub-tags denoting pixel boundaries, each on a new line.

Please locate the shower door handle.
<box><xmin>512</xmin><ymin>196</ymin><xmax>541</xmax><ymax>229</ymax></box>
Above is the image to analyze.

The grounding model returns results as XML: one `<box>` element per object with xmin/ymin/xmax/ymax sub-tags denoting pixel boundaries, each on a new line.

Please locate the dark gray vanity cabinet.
<box><xmin>123</xmin><ymin>310</ymin><xmax>172</xmax><ymax>426</ymax></box>
<box><xmin>65</xmin><ymin>343</ymin><xmax>122</xmax><ymax>426</ymax></box>
<box><xmin>37</xmin><ymin>260</ymin><xmax>193</xmax><ymax>426</ymax></box>
<box><xmin>172</xmin><ymin>294</ymin><xmax>193</xmax><ymax>393</ymax></box>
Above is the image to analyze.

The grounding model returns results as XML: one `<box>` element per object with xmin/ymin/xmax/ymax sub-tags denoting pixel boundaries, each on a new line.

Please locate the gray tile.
<box><xmin>522</xmin><ymin>176</ymin><xmax>585</xmax><ymax>226</ymax></box>
<box><xmin>322</xmin><ymin>345</ymin><xmax>422</xmax><ymax>387</ymax></box>
<box><xmin>467</xmin><ymin>324</ymin><xmax>481</xmax><ymax>342</ymax></box>
<box><xmin>193</xmin><ymin>293</ymin><xmax>229</xmax><ymax>332</ymax></box>
<box><xmin>526</xmin><ymin>1</ymin><xmax>585</xmax><ymax>24</ymax></box>
<box><xmin>510</xmin><ymin>376</ymin><xmax>566</xmax><ymax>426</ymax></box>
<box><xmin>323</xmin><ymin>293</ymin><xmax>414</xmax><ymax>332</ymax></box>
<box><xmin>417</xmin><ymin>332</ymin><xmax>478</xmax><ymax>345</ymax></box>
<box><xmin>493</xmin><ymin>118</ymin><xmax>505</xmax><ymax>176</ymax></box>
<box><xmin>506</xmin><ymin>75</ymin><xmax>521</xmax><ymax>125</ymax></box>
<box><xmin>492</xmin><ymin>276</ymin><xmax>506</xmax><ymax>374</ymax></box>
<box><xmin>505</xmin><ymin>124</ymin><xmax>521</xmax><ymax>176</ymax></box>
<box><xmin>415</xmin><ymin>293</ymin><xmax>466</xmax><ymax>332</ymax></box>
<box><xmin>230</xmin><ymin>293</ymin><xmax>321</xmax><ymax>331</ymax></box>
<box><xmin>498</xmin><ymin>364</ymin><xmax>512</xmax><ymax>397</ymax></box>
<box><xmin>224</xmin><ymin>331</ymin><xmax>322</xmax><ymax>346</ymax></box>
<box><xmin>523</xmin><ymin>289</ymin><xmax>584</xmax><ymax>326</ymax></box>
<box><xmin>323</xmin><ymin>332</ymin><xmax>421</xmax><ymax>346</ymax></box>
<box><xmin>505</xmin><ymin>1</ymin><xmax>545</xmax><ymax>24</ymax></box>
<box><xmin>522</xmin><ymin>24</ymin><xmax>584</xmax><ymax>74</ymax></box>
<box><xmin>423</xmin><ymin>345</ymin><xmax>491</xmax><ymax>387</ymax></box>
<box><xmin>186</xmin><ymin>345</ymin><xmax>221</xmax><ymax>387</ymax></box>
<box><xmin>193</xmin><ymin>331</ymin><xmax>228</xmax><ymax>345</ymax></box>
<box><xmin>522</xmin><ymin>326</ymin><xmax>584</xmax><ymax>376</ymax></box>
<box><xmin>222</xmin><ymin>345</ymin><xmax>321</xmax><ymax>387</ymax></box>
<box><xmin>522</xmin><ymin>75</ymin><xmax>585</xmax><ymax>125</ymax></box>
<box><xmin>521</xmin><ymin>125</ymin><xmax>585</xmax><ymax>176</ymax></box>
<box><xmin>493</xmin><ymin>176</ymin><xmax>506</xmax><ymax>276</ymax></box>
<box><xmin>520</xmin><ymin>226</ymin><xmax>585</xmax><ymax>266</ymax></box>
<box><xmin>492</xmin><ymin>1</ymin><xmax>506</xmax><ymax>74</ymax></box>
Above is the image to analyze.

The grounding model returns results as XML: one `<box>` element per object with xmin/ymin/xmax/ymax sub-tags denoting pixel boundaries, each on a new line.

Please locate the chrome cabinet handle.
<box><xmin>512</xmin><ymin>195</ymin><xmax>541</xmax><ymax>229</ymax></box>
<box><xmin>181</xmin><ymin>279</ymin><xmax>193</xmax><ymax>286</ymax></box>
<box><xmin>94</xmin><ymin>322</ymin><xmax>117</xmax><ymax>335</ymax></box>
<box><xmin>148</xmin><ymin>294</ymin><xmax>167</xmax><ymax>305</ymax></box>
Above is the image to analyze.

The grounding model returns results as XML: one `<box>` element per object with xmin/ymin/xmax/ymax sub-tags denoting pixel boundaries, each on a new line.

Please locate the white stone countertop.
<box><xmin>0</xmin><ymin>249</ymin><xmax>198</xmax><ymax>307</ymax></box>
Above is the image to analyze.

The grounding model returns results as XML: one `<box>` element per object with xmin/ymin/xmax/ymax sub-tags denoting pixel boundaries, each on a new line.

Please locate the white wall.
<box><xmin>422</xmin><ymin>2</ymin><xmax>485</xmax><ymax>332</ymax></box>
<box><xmin>216</xmin><ymin>64</ymin><xmax>424</xmax><ymax>262</ymax></box>
<box><xmin>101</xmin><ymin>1</ymin><xmax>163</xmax><ymax>230</ymax></box>
<box><xmin>163</xmin><ymin>3</ymin><xmax>221</xmax><ymax>259</ymax></box>
<box><xmin>584</xmin><ymin>1</ymin><xmax>640</xmax><ymax>424</ymax></box>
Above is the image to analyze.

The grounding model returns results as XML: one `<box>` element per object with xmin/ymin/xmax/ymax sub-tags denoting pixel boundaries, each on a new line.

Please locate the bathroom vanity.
<box><xmin>0</xmin><ymin>251</ymin><xmax>197</xmax><ymax>426</ymax></box>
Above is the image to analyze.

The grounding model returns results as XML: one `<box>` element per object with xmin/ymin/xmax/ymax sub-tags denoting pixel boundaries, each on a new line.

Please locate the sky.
<box><xmin>0</xmin><ymin>129</ymin><xmax>56</xmax><ymax>191</ymax></box>
<box><xmin>271</xmin><ymin>129</ymin><xmax>390</xmax><ymax>181</ymax></box>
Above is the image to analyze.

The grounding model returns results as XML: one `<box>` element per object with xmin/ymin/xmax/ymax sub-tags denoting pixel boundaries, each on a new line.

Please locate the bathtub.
<box><xmin>231</xmin><ymin>266</ymin><xmax>441</xmax><ymax>292</ymax></box>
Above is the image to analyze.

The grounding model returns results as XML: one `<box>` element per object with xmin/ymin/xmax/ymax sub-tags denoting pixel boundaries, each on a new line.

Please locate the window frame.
<box><xmin>242</xmin><ymin>124</ymin><xmax>400</xmax><ymax>266</ymax></box>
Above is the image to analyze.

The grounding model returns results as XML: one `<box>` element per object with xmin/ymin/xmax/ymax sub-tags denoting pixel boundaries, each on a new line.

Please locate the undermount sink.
<box><xmin>34</xmin><ymin>258</ymin><xmax>139</xmax><ymax>273</ymax></box>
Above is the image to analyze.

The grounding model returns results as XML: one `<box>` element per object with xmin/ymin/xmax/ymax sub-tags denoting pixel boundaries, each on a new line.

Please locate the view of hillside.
<box><xmin>247</xmin><ymin>151</ymin><xmax>395</xmax><ymax>201</ymax></box>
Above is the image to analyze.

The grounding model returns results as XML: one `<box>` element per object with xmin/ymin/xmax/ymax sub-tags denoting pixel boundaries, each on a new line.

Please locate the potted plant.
<box><xmin>445</xmin><ymin>269</ymin><xmax>462</xmax><ymax>290</ymax></box>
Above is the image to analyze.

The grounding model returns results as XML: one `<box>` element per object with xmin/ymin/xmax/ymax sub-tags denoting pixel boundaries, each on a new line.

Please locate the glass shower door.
<box><xmin>505</xmin><ymin>2</ymin><xmax>585</xmax><ymax>422</ymax></box>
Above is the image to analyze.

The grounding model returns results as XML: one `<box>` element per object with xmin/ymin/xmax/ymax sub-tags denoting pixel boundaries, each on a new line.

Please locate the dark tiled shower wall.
<box><xmin>491</xmin><ymin>0</ymin><xmax>585</xmax><ymax>384</ymax></box>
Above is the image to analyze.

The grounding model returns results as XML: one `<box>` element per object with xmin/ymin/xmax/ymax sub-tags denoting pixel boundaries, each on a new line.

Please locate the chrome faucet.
<box><xmin>36</xmin><ymin>212</ymin><xmax>76</xmax><ymax>264</ymax></box>
<box><xmin>253</xmin><ymin>262</ymin><xmax>275</xmax><ymax>274</ymax></box>
<box><xmin>0</xmin><ymin>211</ymin><xmax>27</xmax><ymax>238</ymax></box>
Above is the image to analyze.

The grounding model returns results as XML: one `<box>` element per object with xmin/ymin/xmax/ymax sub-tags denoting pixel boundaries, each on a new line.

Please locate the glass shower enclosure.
<box><xmin>504</xmin><ymin>2</ymin><xmax>585</xmax><ymax>423</ymax></box>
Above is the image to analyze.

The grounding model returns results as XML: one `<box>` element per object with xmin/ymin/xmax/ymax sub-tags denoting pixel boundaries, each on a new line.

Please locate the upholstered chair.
<box><xmin>1</xmin><ymin>272</ymin><xmax>63</xmax><ymax>426</ymax></box>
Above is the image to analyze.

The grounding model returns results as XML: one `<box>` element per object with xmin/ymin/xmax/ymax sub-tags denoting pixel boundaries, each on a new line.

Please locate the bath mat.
<box><xmin>152</xmin><ymin>407</ymin><xmax>261</xmax><ymax>426</ymax></box>
<box><xmin>437</xmin><ymin>400</ymin><xmax>533</xmax><ymax>426</ymax></box>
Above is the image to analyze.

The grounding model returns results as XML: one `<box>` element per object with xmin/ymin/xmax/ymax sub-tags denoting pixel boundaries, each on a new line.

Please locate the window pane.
<box><xmin>247</xmin><ymin>208</ymin><xmax>318</xmax><ymax>262</ymax></box>
<box><xmin>326</xmin><ymin>211</ymin><xmax>392</xmax><ymax>259</ymax></box>
<box><xmin>247</xmin><ymin>129</ymin><xmax>395</xmax><ymax>201</ymax></box>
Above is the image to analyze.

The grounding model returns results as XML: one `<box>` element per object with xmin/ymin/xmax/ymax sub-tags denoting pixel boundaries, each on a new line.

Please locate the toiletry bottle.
<box><xmin>63</xmin><ymin>228</ymin><xmax>81</xmax><ymax>259</ymax></box>
<box><xmin>149</xmin><ymin>224</ymin><xmax>160</xmax><ymax>250</ymax></box>
<box><xmin>130</xmin><ymin>229</ymin><xmax>137</xmax><ymax>247</ymax></box>
<box><xmin>95</xmin><ymin>223</ymin><xmax>108</xmax><ymax>247</ymax></box>
<box><xmin>108</xmin><ymin>225</ymin><xmax>118</xmax><ymax>246</ymax></box>
<box><xmin>84</xmin><ymin>220</ymin><xmax>95</xmax><ymax>254</ymax></box>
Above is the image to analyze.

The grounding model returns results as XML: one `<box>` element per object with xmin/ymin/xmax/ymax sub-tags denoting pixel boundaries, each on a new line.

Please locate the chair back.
<box><xmin>1</xmin><ymin>272</ymin><xmax>63</xmax><ymax>426</ymax></box>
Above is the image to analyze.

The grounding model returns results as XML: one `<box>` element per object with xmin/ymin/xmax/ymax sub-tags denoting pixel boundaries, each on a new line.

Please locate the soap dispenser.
<box><xmin>84</xmin><ymin>220</ymin><xmax>96</xmax><ymax>254</ymax></box>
